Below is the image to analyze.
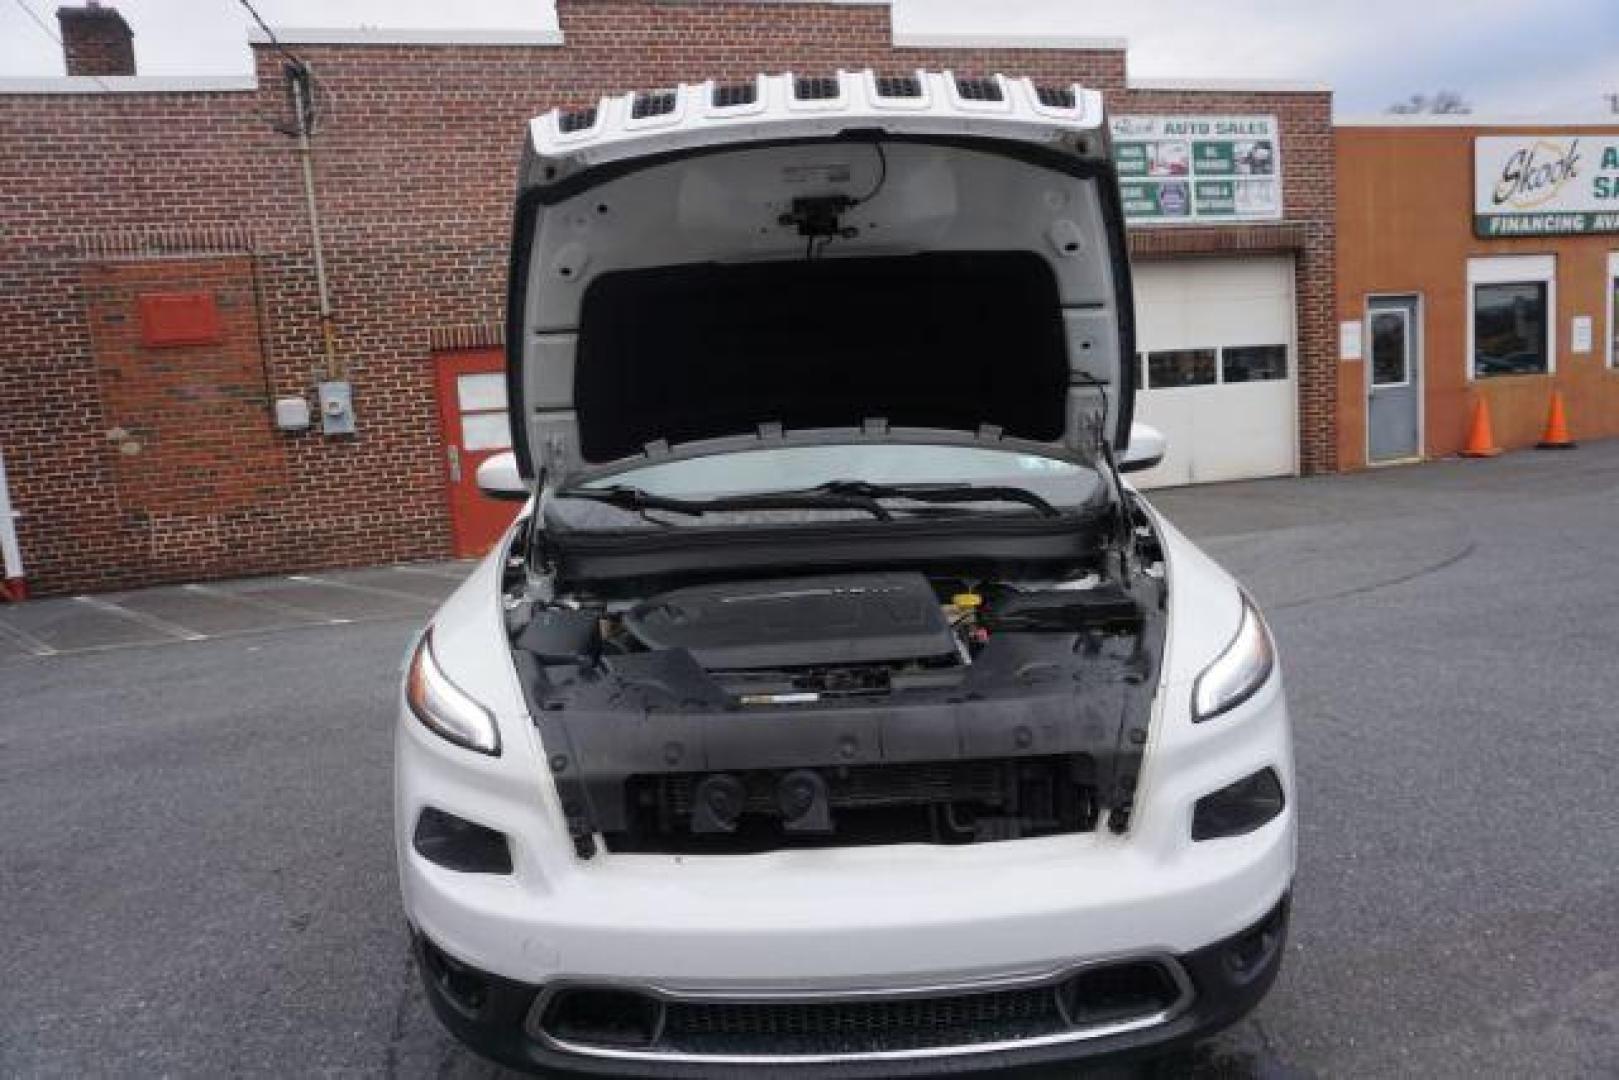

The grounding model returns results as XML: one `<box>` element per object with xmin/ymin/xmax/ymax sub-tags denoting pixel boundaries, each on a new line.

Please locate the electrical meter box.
<box><xmin>317</xmin><ymin>380</ymin><xmax>356</xmax><ymax>435</ymax></box>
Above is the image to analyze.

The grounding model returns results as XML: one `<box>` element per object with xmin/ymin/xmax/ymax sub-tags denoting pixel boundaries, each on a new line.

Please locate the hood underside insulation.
<box><xmin>574</xmin><ymin>251</ymin><xmax>1068</xmax><ymax>464</ymax></box>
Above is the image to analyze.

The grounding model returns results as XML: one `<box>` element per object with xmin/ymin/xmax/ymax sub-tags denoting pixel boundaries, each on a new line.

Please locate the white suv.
<box><xmin>396</xmin><ymin>71</ymin><xmax>1294</xmax><ymax>1076</ymax></box>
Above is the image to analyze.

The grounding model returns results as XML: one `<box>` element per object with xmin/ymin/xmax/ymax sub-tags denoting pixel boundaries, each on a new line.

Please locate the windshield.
<box><xmin>569</xmin><ymin>444</ymin><xmax>1100</xmax><ymax>509</ymax></box>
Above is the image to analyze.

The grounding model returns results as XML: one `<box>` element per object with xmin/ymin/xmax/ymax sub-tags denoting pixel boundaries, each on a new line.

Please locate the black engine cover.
<box><xmin>622</xmin><ymin>572</ymin><xmax>956</xmax><ymax>670</ymax></box>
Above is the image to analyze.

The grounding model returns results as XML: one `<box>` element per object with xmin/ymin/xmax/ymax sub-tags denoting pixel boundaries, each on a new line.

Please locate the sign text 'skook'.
<box><xmin>1474</xmin><ymin>135</ymin><xmax>1619</xmax><ymax>237</ymax></box>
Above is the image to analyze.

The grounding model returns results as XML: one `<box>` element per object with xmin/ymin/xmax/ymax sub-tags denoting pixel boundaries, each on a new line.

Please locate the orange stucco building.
<box><xmin>1336</xmin><ymin>120</ymin><xmax>1619</xmax><ymax>468</ymax></box>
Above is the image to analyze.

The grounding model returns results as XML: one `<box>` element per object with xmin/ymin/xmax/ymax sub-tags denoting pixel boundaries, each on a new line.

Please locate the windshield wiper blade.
<box><xmin>558</xmin><ymin>485</ymin><xmax>892</xmax><ymax>521</ymax></box>
<box><xmin>560</xmin><ymin>481</ymin><xmax>1060</xmax><ymax>522</ymax></box>
<box><xmin>813</xmin><ymin>480</ymin><xmax>1061</xmax><ymax>518</ymax></box>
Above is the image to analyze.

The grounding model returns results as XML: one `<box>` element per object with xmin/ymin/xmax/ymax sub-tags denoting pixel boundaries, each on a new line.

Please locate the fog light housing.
<box><xmin>418</xmin><ymin>935</ymin><xmax>492</xmax><ymax>1016</ymax></box>
<box><xmin>1191</xmin><ymin>767</ymin><xmax>1285</xmax><ymax>841</ymax></box>
<box><xmin>1224</xmin><ymin>894</ymin><xmax>1289</xmax><ymax>984</ymax></box>
<box><xmin>413</xmin><ymin>807</ymin><xmax>513</xmax><ymax>874</ymax></box>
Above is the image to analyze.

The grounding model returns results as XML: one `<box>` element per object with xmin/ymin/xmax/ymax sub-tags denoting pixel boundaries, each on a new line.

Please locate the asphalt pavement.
<box><xmin>4</xmin><ymin>444</ymin><xmax>1619</xmax><ymax>1078</ymax></box>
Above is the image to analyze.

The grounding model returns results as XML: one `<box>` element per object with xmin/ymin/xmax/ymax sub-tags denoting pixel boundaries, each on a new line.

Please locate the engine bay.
<box><xmin>504</xmin><ymin>502</ymin><xmax>1168</xmax><ymax>859</ymax></box>
<box><xmin>618</xmin><ymin>573</ymin><xmax>960</xmax><ymax>673</ymax></box>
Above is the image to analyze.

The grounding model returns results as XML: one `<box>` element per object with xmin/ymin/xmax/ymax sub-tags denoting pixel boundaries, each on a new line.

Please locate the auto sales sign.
<box><xmin>1474</xmin><ymin>134</ymin><xmax>1619</xmax><ymax>236</ymax></box>
<box><xmin>1112</xmin><ymin>116</ymin><xmax>1282</xmax><ymax>224</ymax></box>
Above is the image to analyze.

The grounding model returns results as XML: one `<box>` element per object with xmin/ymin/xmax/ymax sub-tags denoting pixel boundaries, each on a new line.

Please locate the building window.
<box><xmin>1467</xmin><ymin>254</ymin><xmax>1555</xmax><ymax>380</ymax></box>
<box><xmin>1147</xmin><ymin>348</ymin><xmax>1216</xmax><ymax>388</ymax></box>
<box><xmin>1609</xmin><ymin>253</ymin><xmax>1619</xmax><ymax>369</ymax></box>
<box><xmin>1473</xmin><ymin>283</ymin><xmax>1549</xmax><ymax>377</ymax></box>
<box><xmin>1140</xmin><ymin>345</ymin><xmax>1288</xmax><ymax>389</ymax></box>
<box><xmin>455</xmin><ymin>372</ymin><xmax>512</xmax><ymax>451</ymax></box>
<box><xmin>1221</xmin><ymin>344</ymin><xmax>1288</xmax><ymax>383</ymax></box>
<box><xmin>1369</xmin><ymin>310</ymin><xmax>1410</xmax><ymax>386</ymax></box>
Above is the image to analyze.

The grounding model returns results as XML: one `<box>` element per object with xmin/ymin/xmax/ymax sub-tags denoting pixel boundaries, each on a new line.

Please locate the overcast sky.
<box><xmin>2</xmin><ymin>0</ymin><xmax>1614</xmax><ymax>116</ymax></box>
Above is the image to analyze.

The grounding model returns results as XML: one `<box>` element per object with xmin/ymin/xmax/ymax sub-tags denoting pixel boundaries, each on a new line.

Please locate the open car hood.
<box><xmin>507</xmin><ymin>71</ymin><xmax>1136</xmax><ymax>487</ymax></box>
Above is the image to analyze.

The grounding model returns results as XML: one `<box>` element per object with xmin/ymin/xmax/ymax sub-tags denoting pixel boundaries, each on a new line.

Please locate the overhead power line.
<box><xmin>10</xmin><ymin>0</ymin><xmax>112</xmax><ymax>90</ymax></box>
<box><xmin>231</xmin><ymin>0</ymin><xmax>335</xmax><ymax>134</ymax></box>
<box><xmin>235</xmin><ymin>0</ymin><xmax>305</xmax><ymax>71</ymax></box>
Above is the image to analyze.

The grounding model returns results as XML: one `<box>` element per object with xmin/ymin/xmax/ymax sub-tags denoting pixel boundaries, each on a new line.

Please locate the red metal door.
<box><xmin>433</xmin><ymin>348</ymin><xmax>522</xmax><ymax>558</ymax></box>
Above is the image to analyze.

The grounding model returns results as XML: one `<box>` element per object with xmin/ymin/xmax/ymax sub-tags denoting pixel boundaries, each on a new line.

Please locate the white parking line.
<box><xmin>181</xmin><ymin>583</ymin><xmax>349</xmax><ymax>625</ymax></box>
<box><xmin>0</xmin><ymin>615</ymin><xmax>57</xmax><ymax>656</ymax></box>
<box><xmin>74</xmin><ymin>594</ymin><xmax>206</xmax><ymax>642</ymax></box>
<box><xmin>287</xmin><ymin>574</ymin><xmax>436</xmax><ymax>605</ymax></box>
<box><xmin>388</xmin><ymin>563</ymin><xmax>471</xmax><ymax>581</ymax></box>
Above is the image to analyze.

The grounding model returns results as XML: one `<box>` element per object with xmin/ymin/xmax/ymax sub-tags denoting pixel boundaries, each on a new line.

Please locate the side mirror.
<box><xmin>475</xmin><ymin>451</ymin><xmax>530</xmax><ymax>502</ymax></box>
<box><xmin>1118</xmin><ymin>423</ymin><xmax>1167</xmax><ymax>474</ymax></box>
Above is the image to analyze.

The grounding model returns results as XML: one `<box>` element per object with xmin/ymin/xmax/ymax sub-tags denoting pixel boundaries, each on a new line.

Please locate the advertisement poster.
<box><xmin>1111</xmin><ymin>115</ymin><xmax>1283</xmax><ymax>224</ymax></box>
<box><xmin>1474</xmin><ymin>135</ymin><xmax>1619</xmax><ymax>236</ymax></box>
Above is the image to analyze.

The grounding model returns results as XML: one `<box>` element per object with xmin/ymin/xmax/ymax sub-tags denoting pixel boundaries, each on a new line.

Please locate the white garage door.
<box><xmin>1128</xmin><ymin>256</ymin><xmax>1297</xmax><ymax>488</ymax></box>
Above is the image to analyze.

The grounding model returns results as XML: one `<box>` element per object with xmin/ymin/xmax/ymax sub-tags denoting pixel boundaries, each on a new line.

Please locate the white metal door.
<box><xmin>1128</xmin><ymin>256</ymin><xmax>1297</xmax><ymax>488</ymax></box>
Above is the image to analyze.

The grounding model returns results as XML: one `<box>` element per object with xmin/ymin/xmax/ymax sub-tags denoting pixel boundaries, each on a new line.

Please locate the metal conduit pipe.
<box><xmin>287</xmin><ymin>64</ymin><xmax>340</xmax><ymax>381</ymax></box>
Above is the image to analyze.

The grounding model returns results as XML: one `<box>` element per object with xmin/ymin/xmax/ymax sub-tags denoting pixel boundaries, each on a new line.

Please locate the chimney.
<box><xmin>57</xmin><ymin>2</ymin><xmax>135</xmax><ymax>78</ymax></box>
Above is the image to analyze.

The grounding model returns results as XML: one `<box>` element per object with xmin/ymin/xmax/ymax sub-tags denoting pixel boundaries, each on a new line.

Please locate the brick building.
<box><xmin>1337</xmin><ymin>118</ymin><xmax>1619</xmax><ymax>467</ymax></box>
<box><xmin>0</xmin><ymin>0</ymin><xmax>1334</xmax><ymax>596</ymax></box>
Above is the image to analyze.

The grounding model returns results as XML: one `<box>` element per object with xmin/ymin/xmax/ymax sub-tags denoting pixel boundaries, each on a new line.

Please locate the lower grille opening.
<box><xmin>663</xmin><ymin>987</ymin><xmax>1060</xmax><ymax>1056</ymax></box>
<box><xmin>1060</xmin><ymin>962</ymin><xmax>1183</xmax><ymax>1027</ymax></box>
<box><xmin>540</xmin><ymin>988</ymin><xmax>663</xmax><ymax>1048</ymax></box>
<box><xmin>533</xmin><ymin>960</ymin><xmax>1188</xmax><ymax>1060</ymax></box>
<box><xmin>605</xmin><ymin>755</ymin><xmax>1098</xmax><ymax>854</ymax></box>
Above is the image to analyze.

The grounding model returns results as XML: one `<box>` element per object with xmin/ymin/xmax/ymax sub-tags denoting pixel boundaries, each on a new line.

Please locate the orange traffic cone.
<box><xmin>1461</xmin><ymin>395</ymin><xmax>1501</xmax><ymax>458</ymax></box>
<box><xmin>1537</xmin><ymin>390</ymin><xmax>1575</xmax><ymax>449</ymax></box>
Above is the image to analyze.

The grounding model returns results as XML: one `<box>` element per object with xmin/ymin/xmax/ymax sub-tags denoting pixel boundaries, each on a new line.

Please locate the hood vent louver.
<box><xmin>712</xmin><ymin>82</ymin><xmax>758</xmax><ymax>108</ymax></box>
<box><xmin>558</xmin><ymin>106</ymin><xmax>597</xmax><ymax>134</ymax></box>
<box><xmin>874</xmin><ymin>74</ymin><xmax>923</xmax><ymax>99</ymax></box>
<box><xmin>531</xmin><ymin>71</ymin><xmax>1103</xmax><ymax>163</ymax></box>
<box><xmin>794</xmin><ymin>75</ymin><xmax>840</xmax><ymax>101</ymax></box>
<box><xmin>954</xmin><ymin>76</ymin><xmax>1004</xmax><ymax>102</ymax></box>
<box><xmin>630</xmin><ymin>90</ymin><xmax>678</xmax><ymax>119</ymax></box>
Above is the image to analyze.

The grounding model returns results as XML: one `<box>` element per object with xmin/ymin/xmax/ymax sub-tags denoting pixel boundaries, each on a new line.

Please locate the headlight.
<box><xmin>406</xmin><ymin>630</ymin><xmax>501</xmax><ymax>755</ymax></box>
<box><xmin>1192</xmin><ymin>594</ymin><xmax>1275</xmax><ymax>721</ymax></box>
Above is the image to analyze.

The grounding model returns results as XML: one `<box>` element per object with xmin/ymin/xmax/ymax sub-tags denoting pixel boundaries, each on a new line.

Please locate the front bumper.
<box><xmin>396</xmin><ymin>668</ymin><xmax>1294</xmax><ymax>978</ymax></box>
<box><xmin>396</xmin><ymin>630</ymin><xmax>1296</xmax><ymax>1073</ymax></box>
<box><xmin>412</xmin><ymin>893</ymin><xmax>1289</xmax><ymax>1077</ymax></box>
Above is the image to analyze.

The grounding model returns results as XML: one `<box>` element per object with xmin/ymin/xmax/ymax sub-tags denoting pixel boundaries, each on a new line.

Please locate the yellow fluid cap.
<box><xmin>951</xmin><ymin>592</ymin><xmax>983</xmax><ymax>610</ymax></box>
